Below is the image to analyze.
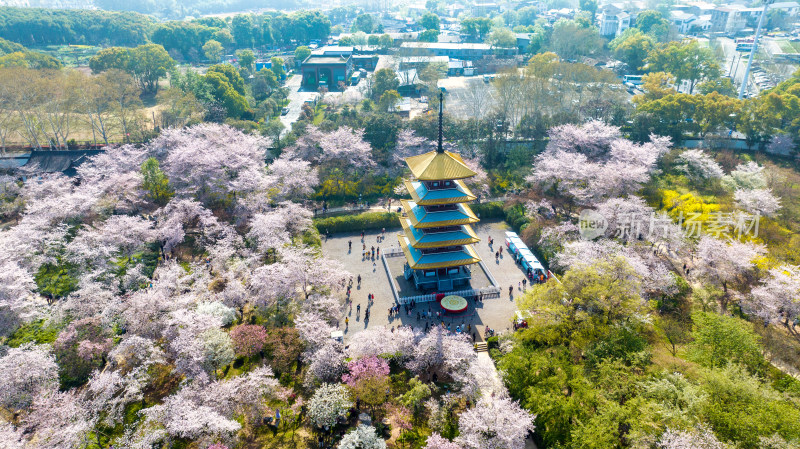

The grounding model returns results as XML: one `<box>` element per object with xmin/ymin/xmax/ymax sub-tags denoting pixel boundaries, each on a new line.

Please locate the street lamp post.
<box><xmin>738</xmin><ymin>0</ymin><xmax>772</xmax><ymax>100</ymax></box>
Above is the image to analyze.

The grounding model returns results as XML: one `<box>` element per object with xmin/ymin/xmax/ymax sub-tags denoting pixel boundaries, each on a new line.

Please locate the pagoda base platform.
<box><xmin>405</xmin><ymin>265</ymin><xmax>472</xmax><ymax>291</ymax></box>
<box><xmin>383</xmin><ymin>248</ymin><xmax>499</xmax><ymax>302</ymax></box>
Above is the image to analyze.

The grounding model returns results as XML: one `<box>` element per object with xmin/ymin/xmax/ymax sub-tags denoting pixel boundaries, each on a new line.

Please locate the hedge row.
<box><xmin>471</xmin><ymin>201</ymin><xmax>505</xmax><ymax>219</ymax></box>
<box><xmin>313</xmin><ymin>202</ymin><xmax>506</xmax><ymax>235</ymax></box>
<box><xmin>314</xmin><ymin>212</ymin><xmax>400</xmax><ymax>235</ymax></box>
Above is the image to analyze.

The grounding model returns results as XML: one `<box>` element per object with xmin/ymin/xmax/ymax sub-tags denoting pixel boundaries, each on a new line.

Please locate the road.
<box><xmin>278</xmin><ymin>75</ymin><xmax>306</xmax><ymax>136</ymax></box>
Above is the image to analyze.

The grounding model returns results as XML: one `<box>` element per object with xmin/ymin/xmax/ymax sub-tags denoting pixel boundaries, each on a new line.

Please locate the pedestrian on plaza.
<box><xmin>522</xmin><ymin>278</ymin><xmax>526</xmax><ymax>289</ymax></box>
<box><xmin>417</xmin><ymin>311</ymin><xmax>421</xmax><ymax>320</ymax></box>
<box><xmin>345</xmin><ymin>317</ymin><xmax>349</xmax><ymax>327</ymax></box>
<box><xmin>509</xmin><ymin>285</ymin><xmax>513</xmax><ymax>296</ymax></box>
<box><xmin>357</xmin><ymin>274</ymin><xmax>362</xmax><ymax>286</ymax></box>
<box><xmin>357</xmin><ymin>304</ymin><xmax>361</xmax><ymax>313</ymax></box>
<box><xmin>348</xmin><ymin>240</ymin><xmax>352</xmax><ymax>251</ymax></box>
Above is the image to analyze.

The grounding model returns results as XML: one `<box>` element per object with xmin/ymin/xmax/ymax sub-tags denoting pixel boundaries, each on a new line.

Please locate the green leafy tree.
<box><xmin>579</xmin><ymin>0</ymin><xmax>598</xmax><ymax>22</ymax></box>
<box><xmin>697</xmin><ymin>77</ymin><xmax>736</xmax><ymax>96</ymax></box>
<box><xmin>419</xmin><ymin>29</ymin><xmax>440</xmax><ymax>42</ymax></box>
<box><xmin>645</xmin><ymin>40</ymin><xmax>720</xmax><ymax>94</ymax></box>
<box><xmin>294</xmin><ymin>45</ymin><xmax>312</xmax><ymax>62</ymax></box>
<box><xmin>351</xmin><ymin>14</ymin><xmax>377</xmax><ymax>33</ymax></box>
<box><xmin>420</xmin><ymin>12</ymin><xmax>440</xmax><ymax>30</ymax></box>
<box><xmin>232</xmin><ymin>13</ymin><xmax>256</xmax><ymax>48</ymax></box>
<box><xmin>206</xmin><ymin>63</ymin><xmax>246</xmax><ymax>95</ymax></box>
<box><xmin>688</xmin><ymin>311</ymin><xmax>764</xmax><ymax>374</ymax></box>
<box><xmin>550</xmin><ymin>19</ymin><xmax>602</xmax><ymax>60</ymax></box>
<box><xmin>141</xmin><ymin>157</ymin><xmax>173</xmax><ymax>205</ymax></box>
<box><xmin>202</xmin><ymin>39</ymin><xmax>224</xmax><ymax>62</ymax></box>
<box><xmin>252</xmin><ymin>68</ymin><xmax>278</xmax><ymax>101</ymax></box>
<box><xmin>270</xmin><ymin>57</ymin><xmax>286</xmax><ymax>79</ymax></box>
<box><xmin>609</xmin><ymin>28</ymin><xmax>654</xmax><ymax>73</ymax></box>
<box><xmin>371</xmin><ymin>68</ymin><xmax>399</xmax><ymax>100</ymax></box>
<box><xmin>35</xmin><ymin>260</ymin><xmax>79</xmax><ymax>303</ymax></box>
<box><xmin>90</xmin><ymin>44</ymin><xmax>175</xmax><ymax>95</ymax></box>
<box><xmin>517</xmin><ymin>6</ymin><xmax>539</xmax><ymax>26</ymax></box>
<box><xmin>488</xmin><ymin>27</ymin><xmax>516</xmax><ymax>48</ymax></box>
<box><xmin>236</xmin><ymin>49</ymin><xmax>255</xmax><ymax>72</ymax></box>
<box><xmin>378</xmin><ymin>89</ymin><xmax>401</xmax><ymax>112</ymax></box>
<box><xmin>636</xmin><ymin>10</ymin><xmax>671</xmax><ymax>41</ymax></box>
<box><xmin>378</xmin><ymin>34</ymin><xmax>394</xmax><ymax>49</ymax></box>
<box><xmin>460</xmin><ymin>17</ymin><xmax>493</xmax><ymax>41</ymax></box>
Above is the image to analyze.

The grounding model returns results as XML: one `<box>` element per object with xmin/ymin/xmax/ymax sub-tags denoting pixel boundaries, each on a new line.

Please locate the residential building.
<box><xmin>670</xmin><ymin>10</ymin><xmax>699</xmax><ymax>34</ymax></box>
<box><xmin>711</xmin><ymin>5</ymin><xmax>748</xmax><ymax>34</ymax></box>
<box><xmin>598</xmin><ymin>5</ymin><xmax>632</xmax><ymax>37</ymax></box>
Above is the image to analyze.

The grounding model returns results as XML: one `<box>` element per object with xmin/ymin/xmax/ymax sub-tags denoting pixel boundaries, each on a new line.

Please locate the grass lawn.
<box><xmin>777</xmin><ymin>40</ymin><xmax>800</xmax><ymax>53</ymax></box>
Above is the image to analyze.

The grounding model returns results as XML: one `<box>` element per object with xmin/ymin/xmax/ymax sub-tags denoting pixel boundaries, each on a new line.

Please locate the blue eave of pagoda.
<box><xmin>404</xmin><ymin>200</ymin><xmax>478</xmax><ymax>227</ymax></box>
<box><xmin>408</xmin><ymin>180</ymin><xmax>475</xmax><ymax>204</ymax></box>
<box><xmin>404</xmin><ymin>220</ymin><xmax>477</xmax><ymax>245</ymax></box>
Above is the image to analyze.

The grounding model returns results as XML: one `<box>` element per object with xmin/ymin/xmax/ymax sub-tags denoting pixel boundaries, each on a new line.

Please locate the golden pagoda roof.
<box><xmin>397</xmin><ymin>234</ymin><xmax>481</xmax><ymax>269</ymax></box>
<box><xmin>401</xmin><ymin>199</ymin><xmax>479</xmax><ymax>228</ymax></box>
<box><xmin>400</xmin><ymin>219</ymin><xmax>480</xmax><ymax>248</ymax></box>
<box><xmin>405</xmin><ymin>150</ymin><xmax>477</xmax><ymax>181</ymax></box>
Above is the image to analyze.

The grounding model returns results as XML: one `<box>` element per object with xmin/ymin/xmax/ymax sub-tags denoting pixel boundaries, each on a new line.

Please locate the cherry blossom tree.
<box><xmin>264</xmin><ymin>155</ymin><xmax>319</xmax><ymax>201</ymax></box>
<box><xmin>409</xmin><ymin>327</ymin><xmax>476</xmax><ymax>379</ymax></box>
<box><xmin>23</xmin><ymin>390</ymin><xmax>94</xmax><ymax>449</ymax></box>
<box><xmin>305</xmin><ymin>340</ymin><xmax>347</xmax><ymax>386</ymax></box>
<box><xmin>347</xmin><ymin>326</ymin><xmax>420</xmax><ymax>364</ymax></box>
<box><xmin>246</xmin><ymin>202</ymin><xmax>312</xmax><ymax>254</ymax></box>
<box><xmin>676</xmin><ymin>149</ymin><xmax>725</xmax><ymax>182</ymax></box>
<box><xmin>308</xmin><ymin>383</ymin><xmax>352</xmax><ymax>428</ymax></box>
<box><xmin>424</xmin><ymin>433</ymin><xmax>462</xmax><ymax>449</ymax></box>
<box><xmin>162</xmin><ymin>308</ymin><xmax>226</xmax><ymax>381</ymax></box>
<box><xmin>0</xmin><ymin>344</ymin><xmax>59</xmax><ymax>411</ymax></box>
<box><xmin>53</xmin><ymin>316</ymin><xmax>113</xmax><ymax>386</ymax></box>
<box><xmin>338</xmin><ymin>424</ymin><xmax>387</xmax><ymax>449</ymax></box>
<box><xmin>150</xmin><ymin>123</ymin><xmax>270</xmax><ymax>203</ymax></box>
<box><xmin>283</xmin><ymin>125</ymin><xmax>375</xmax><ymax>170</ymax></box>
<box><xmin>0</xmin><ymin>422</ymin><xmax>25</xmax><ymax>449</ymax></box>
<box><xmin>454</xmin><ymin>397</ymin><xmax>535</xmax><ymax>449</ymax></box>
<box><xmin>745</xmin><ymin>265</ymin><xmax>800</xmax><ymax>339</ymax></box>
<box><xmin>528</xmin><ymin>121</ymin><xmax>670</xmax><ymax>206</ymax></box>
<box><xmin>137</xmin><ymin>390</ymin><xmax>241</xmax><ymax>445</ymax></box>
<box><xmin>722</xmin><ymin>161</ymin><xmax>767</xmax><ymax>190</ymax></box>
<box><xmin>693</xmin><ymin>236</ymin><xmax>766</xmax><ymax>311</ymax></box>
<box><xmin>342</xmin><ymin>356</ymin><xmax>390</xmax><ymax>386</ymax></box>
<box><xmin>394</xmin><ymin>129</ymin><xmax>433</xmax><ymax>165</ymax></box>
<box><xmin>230</xmin><ymin>324</ymin><xmax>268</xmax><ymax>358</ymax></box>
<box><xmin>657</xmin><ymin>426</ymin><xmax>730</xmax><ymax>449</ymax></box>
<box><xmin>554</xmin><ymin>239</ymin><xmax>676</xmax><ymax>298</ymax></box>
<box><xmin>733</xmin><ymin>188</ymin><xmax>781</xmax><ymax>217</ymax></box>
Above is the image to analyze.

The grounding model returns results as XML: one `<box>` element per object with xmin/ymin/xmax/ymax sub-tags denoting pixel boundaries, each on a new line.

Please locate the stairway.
<box><xmin>474</xmin><ymin>342</ymin><xmax>488</xmax><ymax>352</ymax></box>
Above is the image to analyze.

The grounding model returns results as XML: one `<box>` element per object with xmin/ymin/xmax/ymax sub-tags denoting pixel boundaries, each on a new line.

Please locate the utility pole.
<box><xmin>738</xmin><ymin>0</ymin><xmax>771</xmax><ymax>99</ymax></box>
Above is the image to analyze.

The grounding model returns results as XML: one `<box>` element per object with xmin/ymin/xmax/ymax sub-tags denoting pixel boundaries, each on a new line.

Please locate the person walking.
<box><xmin>357</xmin><ymin>274</ymin><xmax>361</xmax><ymax>286</ymax></box>
<box><xmin>348</xmin><ymin>240</ymin><xmax>352</xmax><ymax>251</ymax></box>
<box><xmin>357</xmin><ymin>304</ymin><xmax>361</xmax><ymax>314</ymax></box>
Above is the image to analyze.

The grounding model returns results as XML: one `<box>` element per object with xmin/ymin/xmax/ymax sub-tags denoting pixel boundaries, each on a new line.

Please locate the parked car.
<box><xmin>281</xmin><ymin>107</ymin><xmax>289</xmax><ymax>116</ymax></box>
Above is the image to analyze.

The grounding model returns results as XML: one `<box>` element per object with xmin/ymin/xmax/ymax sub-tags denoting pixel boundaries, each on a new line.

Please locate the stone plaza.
<box><xmin>320</xmin><ymin>219</ymin><xmax>536</xmax><ymax>342</ymax></box>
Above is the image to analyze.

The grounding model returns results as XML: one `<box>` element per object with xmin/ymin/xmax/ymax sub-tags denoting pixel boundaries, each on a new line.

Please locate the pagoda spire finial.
<box><xmin>437</xmin><ymin>91</ymin><xmax>444</xmax><ymax>154</ymax></box>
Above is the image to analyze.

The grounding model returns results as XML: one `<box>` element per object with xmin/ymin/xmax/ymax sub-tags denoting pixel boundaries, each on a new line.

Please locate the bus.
<box><xmin>623</xmin><ymin>74</ymin><xmax>643</xmax><ymax>87</ymax></box>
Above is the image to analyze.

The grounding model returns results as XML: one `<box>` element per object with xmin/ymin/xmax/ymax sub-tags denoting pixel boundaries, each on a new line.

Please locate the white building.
<box><xmin>598</xmin><ymin>5</ymin><xmax>633</xmax><ymax>37</ymax></box>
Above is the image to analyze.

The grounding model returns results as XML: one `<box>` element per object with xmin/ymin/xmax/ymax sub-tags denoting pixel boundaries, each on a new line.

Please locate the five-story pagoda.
<box><xmin>398</xmin><ymin>94</ymin><xmax>481</xmax><ymax>291</ymax></box>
